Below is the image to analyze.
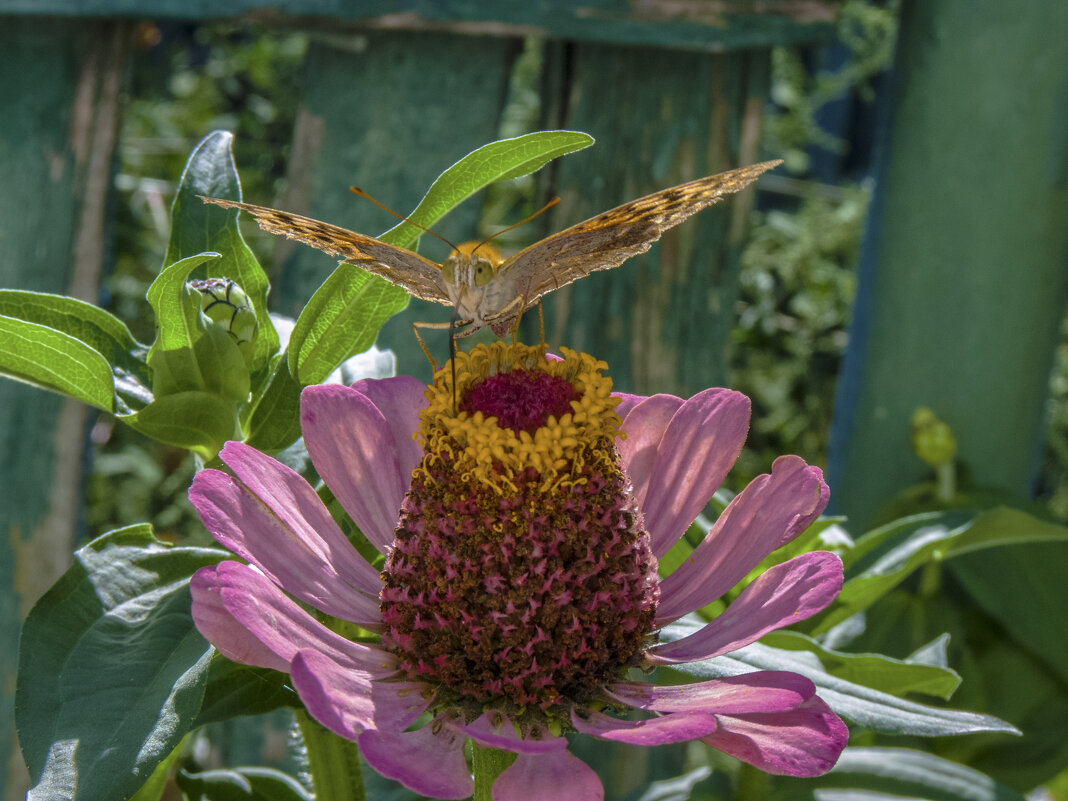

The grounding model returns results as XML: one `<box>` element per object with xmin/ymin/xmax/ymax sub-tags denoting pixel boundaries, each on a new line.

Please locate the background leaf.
<box><xmin>17</xmin><ymin>525</ymin><xmax>227</xmax><ymax>801</ymax></box>
<box><xmin>176</xmin><ymin>767</ymin><xmax>312</xmax><ymax>801</ymax></box>
<box><xmin>811</xmin><ymin>746</ymin><xmax>1028</xmax><ymax>801</ymax></box>
<box><xmin>662</xmin><ymin>618</ymin><xmax>1019</xmax><ymax>737</ymax></box>
<box><xmin>760</xmin><ymin>630</ymin><xmax>961</xmax><ymax>700</ymax></box>
<box><xmin>812</xmin><ymin>508</ymin><xmax>1068</xmax><ymax>634</ymax></box>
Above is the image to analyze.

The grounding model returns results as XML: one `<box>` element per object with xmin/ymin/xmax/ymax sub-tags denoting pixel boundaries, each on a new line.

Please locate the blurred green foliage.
<box><xmin>729</xmin><ymin>185</ymin><xmax>867</xmax><ymax>488</ymax></box>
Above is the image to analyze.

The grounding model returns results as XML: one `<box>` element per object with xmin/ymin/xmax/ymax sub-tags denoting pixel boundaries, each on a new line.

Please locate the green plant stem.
<box><xmin>297</xmin><ymin>708</ymin><xmax>364</xmax><ymax>801</ymax></box>
<box><xmin>919</xmin><ymin>554</ymin><xmax>943</xmax><ymax>598</ymax></box>
<box><xmin>736</xmin><ymin>762</ymin><xmax>769</xmax><ymax>801</ymax></box>
<box><xmin>936</xmin><ymin>461</ymin><xmax>956</xmax><ymax>503</ymax></box>
<box><xmin>472</xmin><ymin>742</ymin><xmax>516</xmax><ymax>801</ymax></box>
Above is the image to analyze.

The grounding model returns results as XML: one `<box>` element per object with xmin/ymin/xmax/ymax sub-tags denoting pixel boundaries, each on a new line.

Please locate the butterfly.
<box><xmin>201</xmin><ymin>159</ymin><xmax>780</xmax><ymax>363</ymax></box>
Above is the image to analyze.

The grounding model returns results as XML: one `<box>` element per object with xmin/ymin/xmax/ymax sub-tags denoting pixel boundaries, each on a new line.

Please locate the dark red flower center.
<box><xmin>460</xmin><ymin>370</ymin><xmax>579</xmax><ymax>435</ymax></box>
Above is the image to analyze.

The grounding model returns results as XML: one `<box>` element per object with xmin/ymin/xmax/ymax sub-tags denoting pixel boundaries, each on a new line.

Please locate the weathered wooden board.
<box><xmin>0</xmin><ymin>1</ymin><xmax>839</xmax><ymax>51</ymax></box>
<box><xmin>827</xmin><ymin>0</ymin><xmax>1068</xmax><ymax>527</ymax></box>
<box><xmin>0</xmin><ymin>17</ymin><xmax>129</xmax><ymax>797</ymax></box>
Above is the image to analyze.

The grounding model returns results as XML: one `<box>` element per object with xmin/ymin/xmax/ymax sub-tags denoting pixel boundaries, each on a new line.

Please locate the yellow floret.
<box><xmin>415</xmin><ymin>342</ymin><xmax>621</xmax><ymax>492</ymax></box>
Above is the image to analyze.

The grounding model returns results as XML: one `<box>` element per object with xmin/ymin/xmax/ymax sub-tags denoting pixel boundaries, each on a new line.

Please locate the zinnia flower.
<box><xmin>189</xmin><ymin>342</ymin><xmax>847</xmax><ymax>799</ymax></box>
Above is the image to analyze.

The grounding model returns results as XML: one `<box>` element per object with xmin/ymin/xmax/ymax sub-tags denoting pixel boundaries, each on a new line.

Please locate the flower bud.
<box><xmin>189</xmin><ymin>277</ymin><xmax>258</xmax><ymax>349</ymax></box>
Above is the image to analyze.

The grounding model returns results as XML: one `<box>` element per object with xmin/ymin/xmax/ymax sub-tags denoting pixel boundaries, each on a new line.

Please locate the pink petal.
<box><xmin>349</xmin><ymin>375</ymin><xmax>428</xmax><ymax>481</ymax></box>
<box><xmin>570</xmin><ymin>707</ymin><xmax>717</xmax><ymax>746</ymax></box>
<box><xmin>628</xmin><ymin>389</ymin><xmax>751</xmax><ymax>557</ymax></box>
<box><xmin>616</xmin><ymin>394</ymin><xmax>684</xmax><ymax>508</ymax></box>
<box><xmin>453</xmin><ymin>712</ymin><xmax>566</xmax><ymax>754</ymax></box>
<box><xmin>652</xmin><ymin>552</ymin><xmax>843</xmax><ymax>661</ymax></box>
<box><xmin>607</xmin><ymin>671</ymin><xmax>815</xmax><ymax>715</ymax></box>
<box><xmin>702</xmin><ymin>695</ymin><xmax>848</xmax><ymax>777</ymax></box>
<box><xmin>190</xmin><ymin>562</ymin><xmax>396</xmax><ymax>676</ymax></box>
<box><xmin>493</xmin><ymin>749</ymin><xmax>604</xmax><ymax>801</ymax></box>
<box><xmin>359</xmin><ymin>720</ymin><xmax>473</xmax><ymax>800</ymax></box>
<box><xmin>192</xmin><ymin>450</ymin><xmax>381</xmax><ymax>627</ymax></box>
<box><xmin>657</xmin><ymin>455</ymin><xmax>829</xmax><ymax>622</ymax></box>
<box><xmin>300</xmin><ymin>383</ymin><xmax>412</xmax><ymax>552</ymax></box>
<box><xmin>190</xmin><ymin>564</ymin><xmax>289</xmax><ymax>672</ymax></box>
<box><xmin>612</xmin><ymin>392</ymin><xmax>647</xmax><ymax>422</ymax></box>
<box><xmin>290</xmin><ymin>649</ymin><xmax>428</xmax><ymax>740</ymax></box>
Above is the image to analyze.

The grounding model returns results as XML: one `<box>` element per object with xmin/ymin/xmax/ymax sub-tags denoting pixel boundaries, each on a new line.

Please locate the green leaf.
<box><xmin>166</xmin><ymin>130</ymin><xmax>279</xmax><ymax>380</ymax></box>
<box><xmin>125</xmin><ymin>391</ymin><xmax>240</xmax><ymax>460</ymax></box>
<box><xmin>194</xmin><ymin>657</ymin><xmax>297</xmax><ymax>727</ymax></box>
<box><xmin>814</xmin><ymin>746</ymin><xmax>1028</xmax><ymax>801</ymax></box>
<box><xmin>377</xmin><ymin>131</ymin><xmax>596</xmax><ymax>249</ymax></box>
<box><xmin>17</xmin><ymin>525</ymin><xmax>227</xmax><ymax>801</ymax></box>
<box><xmin>288</xmin><ymin>265</ymin><xmax>408</xmax><ymax>384</ymax></box>
<box><xmin>0</xmin><ymin>314</ymin><xmax>116</xmax><ymax>411</ymax></box>
<box><xmin>147</xmin><ymin>251</ymin><xmax>250</xmax><ymax>403</ymax></box>
<box><xmin>812</xmin><ymin>507</ymin><xmax>1068</xmax><ymax>635</ymax></box>
<box><xmin>0</xmin><ymin>289</ymin><xmax>150</xmax><ymax>389</ymax></box>
<box><xmin>176</xmin><ymin>767</ymin><xmax>312</xmax><ymax>801</ymax></box>
<box><xmin>948</xmin><ymin>539</ymin><xmax>1068</xmax><ymax>686</ymax></box>
<box><xmin>128</xmin><ymin>734</ymin><xmax>191</xmax><ymax>801</ymax></box>
<box><xmin>760</xmin><ymin>630</ymin><xmax>961</xmax><ymax>700</ymax></box>
<box><xmin>244</xmin><ymin>354</ymin><xmax>305</xmax><ymax>453</ymax></box>
<box><xmin>286</xmin><ymin>132</ymin><xmax>594</xmax><ymax>384</ymax></box>
<box><xmin>662</xmin><ymin>618</ymin><xmax>1019</xmax><ymax>737</ymax></box>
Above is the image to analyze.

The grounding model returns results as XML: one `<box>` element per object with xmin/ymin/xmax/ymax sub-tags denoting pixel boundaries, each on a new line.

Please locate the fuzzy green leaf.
<box><xmin>17</xmin><ymin>526</ymin><xmax>227</xmax><ymax>801</ymax></box>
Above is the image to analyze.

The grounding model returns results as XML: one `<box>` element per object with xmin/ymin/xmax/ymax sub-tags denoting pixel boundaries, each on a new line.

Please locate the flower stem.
<box><xmin>935</xmin><ymin>461</ymin><xmax>956</xmax><ymax>503</ymax></box>
<box><xmin>736</xmin><ymin>762</ymin><xmax>768</xmax><ymax>801</ymax></box>
<box><xmin>297</xmin><ymin>709</ymin><xmax>364</xmax><ymax>801</ymax></box>
<box><xmin>471</xmin><ymin>742</ymin><xmax>516</xmax><ymax>801</ymax></box>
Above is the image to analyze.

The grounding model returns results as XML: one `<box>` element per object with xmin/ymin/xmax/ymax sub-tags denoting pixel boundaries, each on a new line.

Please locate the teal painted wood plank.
<box><xmin>0</xmin><ymin>0</ymin><xmax>840</xmax><ymax>50</ymax></box>
<box><xmin>538</xmin><ymin>42</ymin><xmax>771</xmax><ymax>397</ymax></box>
<box><xmin>827</xmin><ymin>0</ymin><xmax>1068</xmax><ymax>528</ymax></box>
<box><xmin>268</xmin><ymin>30</ymin><xmax>516</xmax><ymax>382</ymax></box>
<box><xmin>0</xmin><ymin>18</ymin><xmax>129</xmax><ymax>798</ymax></box>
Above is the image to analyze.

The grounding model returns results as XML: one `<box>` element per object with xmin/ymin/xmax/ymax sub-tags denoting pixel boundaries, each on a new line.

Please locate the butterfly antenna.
<box><xmin>350</xmin><ymin>186</ymin><xmax>459</xmax><ymax>252</ymax></box>
<box><xmin>471</xmin><ymin>196</ymin><xmax>561</xmax><ymax>255</ymax></box>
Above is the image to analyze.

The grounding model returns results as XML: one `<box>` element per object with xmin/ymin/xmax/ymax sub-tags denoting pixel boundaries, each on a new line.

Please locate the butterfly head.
<box><xmin>442</xmin><ymin>241</ymin><xmax>505</xmax><ymax>322</ymax></box>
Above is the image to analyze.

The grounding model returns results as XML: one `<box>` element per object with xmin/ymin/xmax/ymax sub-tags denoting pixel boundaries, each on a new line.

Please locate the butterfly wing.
<box><xmin>200</xmin><ymin>197</ymin><xmax>453</xmax><ymax>306</ymax></box>
<box><xmin>493</xmin><ymin>160</ymin><xmax>781</xmax><ymax>313</ymax></box>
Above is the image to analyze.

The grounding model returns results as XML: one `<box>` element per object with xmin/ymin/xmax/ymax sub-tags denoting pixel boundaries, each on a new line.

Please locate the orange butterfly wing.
<box><xmin>492</xmin><ymin>160</ymin><xmax>781</xmax><ymax>315</ymax></box>
<box><xmin>199</xmin><ymin>197</ymin><xmax>453</xmax><ymax>307</ymax></box>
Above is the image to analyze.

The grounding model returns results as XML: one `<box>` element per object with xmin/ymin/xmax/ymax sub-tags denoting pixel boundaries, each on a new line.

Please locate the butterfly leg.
<box><xmin>412</xmin><ymin>319</ymin><xmax>454</xmax><ymax>373</ymax></box>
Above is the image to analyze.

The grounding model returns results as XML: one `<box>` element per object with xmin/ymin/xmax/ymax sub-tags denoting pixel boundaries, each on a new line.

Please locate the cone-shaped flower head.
<box><xmin>382</xmin><ymin>344</ymin><xmax>658</xmax><ymax>723</ymax></box>
<box><xmin>189</xmin><ymin>342</ymin><xmax>848</xmax><ymax>800</ymax></box>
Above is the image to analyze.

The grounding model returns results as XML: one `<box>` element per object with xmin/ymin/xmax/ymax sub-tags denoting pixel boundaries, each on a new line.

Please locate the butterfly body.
<box><xmin>200</xmin><ymin>159</ymin><xmax>780</xmax><ymax>347</ymax></box>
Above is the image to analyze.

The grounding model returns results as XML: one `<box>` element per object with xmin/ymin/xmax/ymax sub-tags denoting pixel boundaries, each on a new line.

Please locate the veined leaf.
<box><xmin>0</xmin><ymin>314</ymin><xmax>116</xmax><ymax>412</ymax></box>
<box><xmin>17</xmin><ymin>526</ymin><xmax>227</xmax><ymax>801</ymax></box>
